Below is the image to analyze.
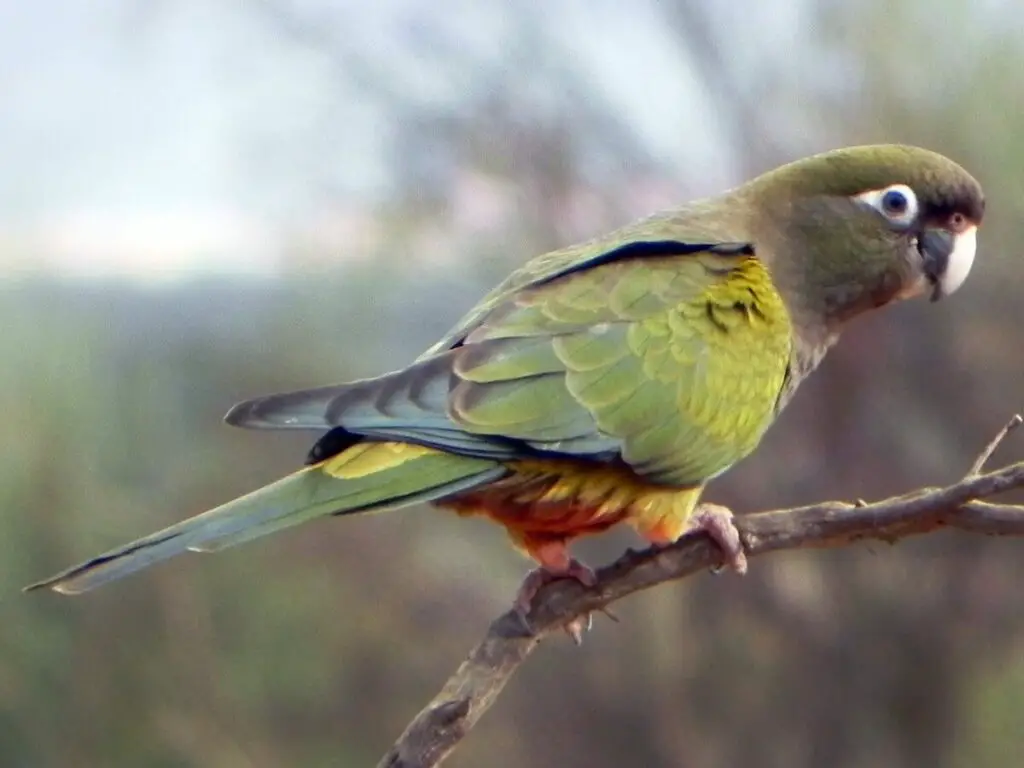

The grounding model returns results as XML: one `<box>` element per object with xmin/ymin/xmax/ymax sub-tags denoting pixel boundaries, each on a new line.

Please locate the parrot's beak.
<box><xmin>918</xmin><ymin>225</ymin><xmax>977</xmax><ymax>301</ymax></box>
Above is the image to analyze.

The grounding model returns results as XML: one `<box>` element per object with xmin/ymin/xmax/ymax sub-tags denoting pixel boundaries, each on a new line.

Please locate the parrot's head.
<box><xmin>744</xmin><ymin>144</ymin><xmax>984</xmax><ymax>327</ymax></box>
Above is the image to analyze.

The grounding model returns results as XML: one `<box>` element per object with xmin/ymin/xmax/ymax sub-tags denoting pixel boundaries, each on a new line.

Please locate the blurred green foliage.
<box><xmin>5</xmin><ymin>1</ymin><xmax>1024</xmax><ymax>766</ymax></box>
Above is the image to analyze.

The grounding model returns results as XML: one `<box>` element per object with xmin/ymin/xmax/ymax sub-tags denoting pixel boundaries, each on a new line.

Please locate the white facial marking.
<box><xmin>941</xmin><ymin>225</ymin><xmax>977</xmax><ymax>296</ymax></box>
<box><xmin>855</xmin><ymin>184</ymin><xmax>919</xmax><ymax>228</ymax></box>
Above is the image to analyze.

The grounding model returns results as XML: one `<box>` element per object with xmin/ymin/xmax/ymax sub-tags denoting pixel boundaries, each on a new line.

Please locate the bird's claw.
<box><xmin>513</xmin><ymin>558</ymin><xmax>598</xmax><ymax>642</ymax></box>
<box><xmin>565</xmin><ymin>613</ymin><xmax>593</xmax><ymax>645</ymax></box>
<box><xmin>692</xmin><ymin>503</ymin><xmax>748</xmax><ymax>575</ymax></box>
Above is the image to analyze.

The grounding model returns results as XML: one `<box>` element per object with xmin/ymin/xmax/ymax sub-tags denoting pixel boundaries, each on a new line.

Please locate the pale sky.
<box><xmin>0</xmin><ymin>0</ymin><xmax>811</xmax><ymax>280</ymax></box>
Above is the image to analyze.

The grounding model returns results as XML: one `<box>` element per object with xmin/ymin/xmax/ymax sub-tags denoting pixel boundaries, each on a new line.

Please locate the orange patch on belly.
<box><xmin>439</xmin><ymin>457</ymin><xmax>700</xmax><ymax>562</ymax></box>
<box><xmin>444</xmin><ymin>487</ymin><xmax>629</xmax><ymax>539</ymax></box>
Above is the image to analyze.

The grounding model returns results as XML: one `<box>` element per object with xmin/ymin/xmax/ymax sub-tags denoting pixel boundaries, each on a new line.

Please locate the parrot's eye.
<box><xmin>855</xmin><ymin>184</ymin><xmax>919</xmax><ymax>228</ymax></box>
<box><xmin>881</xmin><ymin>189</ymin><xmax>909</xmax><ymax>215</ymax></box>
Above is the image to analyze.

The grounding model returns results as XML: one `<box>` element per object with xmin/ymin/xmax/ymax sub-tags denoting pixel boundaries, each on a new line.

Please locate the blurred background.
<box><xmin>3</xmin><ymin>1</ymin><xmax>1023</xmax><ymax>766</ymax></box>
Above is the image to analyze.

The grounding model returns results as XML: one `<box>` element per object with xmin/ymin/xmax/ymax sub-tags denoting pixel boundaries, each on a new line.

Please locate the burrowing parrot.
<box><xmin>27</xmin><ymin>144</ymin><xmax>984</xmax><ymax>625</ymax></box>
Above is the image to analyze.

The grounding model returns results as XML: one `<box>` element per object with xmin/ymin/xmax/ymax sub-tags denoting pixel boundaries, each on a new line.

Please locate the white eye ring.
<box><xmin>855</xmin><ymin>184</ymin><xmax>919</xmax><ymax>228</ymax></box>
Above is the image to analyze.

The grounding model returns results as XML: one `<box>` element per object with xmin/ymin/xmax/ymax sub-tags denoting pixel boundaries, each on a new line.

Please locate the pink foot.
<box><xmin>513</xmin><ymin>557</ymin><xmax>597</xmax><ymax>644</ymax></box>
<box><xmin>692</xmin><ymin>503</ymin><xmax>747</xmax><ymax>574</ymax></box>
<box><xmin>513</xmin><ymin>558</ymin><xmax>597</xmax><ymax>614</ymax></box>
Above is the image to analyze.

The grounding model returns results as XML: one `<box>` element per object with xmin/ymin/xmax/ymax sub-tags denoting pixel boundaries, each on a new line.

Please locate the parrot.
<box><xmin>26</xmin><ymin>144</ymin><xmax>984</xmax><ymax>627</ymax></box>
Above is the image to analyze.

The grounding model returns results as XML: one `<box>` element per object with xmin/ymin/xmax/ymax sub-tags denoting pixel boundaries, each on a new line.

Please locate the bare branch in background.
<box><xmin>379</xmin><ymin>418</ymin><xmax>1024</xmax><ymax>768</ymax></box>
<box><xmin>966</xmin><ymin>414</ymin><xmax>1022</xmax><ymax>478</ymax></box>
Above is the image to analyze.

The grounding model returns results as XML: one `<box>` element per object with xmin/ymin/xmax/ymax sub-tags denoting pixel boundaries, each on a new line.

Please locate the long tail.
<box><xmin>25</xmin><ymin>442</ymin><xmax>505</xmax><ymax>595</ymax></box>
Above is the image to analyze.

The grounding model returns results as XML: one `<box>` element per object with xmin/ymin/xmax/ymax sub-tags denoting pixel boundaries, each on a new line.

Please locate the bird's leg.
<box><xmin>515</xmin><ymin>539</ymin><xmax>597</xmax><ymax>643</ymax></box>
<box><xmin>640</xmin><ymin>502</ymin><xmax>747</xmax><ymax>575</ymax></box>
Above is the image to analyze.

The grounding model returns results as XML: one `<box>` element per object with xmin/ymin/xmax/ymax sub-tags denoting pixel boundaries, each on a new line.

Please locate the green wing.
<box><xmin>419</xmin><ymin>205</ymin><xmax>740</xmax><ymax>358</ymax></box>
<box><xmin>228</xmin><ymin>233</ymin><xmax>792</xmax><ymax>487</ymax></box>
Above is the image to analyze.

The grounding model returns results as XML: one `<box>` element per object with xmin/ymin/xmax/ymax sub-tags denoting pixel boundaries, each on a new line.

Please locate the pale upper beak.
<box><xmin>918</xmin><ymin>224</ymin><xmax>978</xmax><ymax>301</ymax></box>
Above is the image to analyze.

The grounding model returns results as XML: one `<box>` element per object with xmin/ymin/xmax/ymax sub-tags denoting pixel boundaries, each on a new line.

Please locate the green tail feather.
<box><xmin>25</xmin><ymin>452</ymin><xmax>504</xmax><ymax>595</ymax></box>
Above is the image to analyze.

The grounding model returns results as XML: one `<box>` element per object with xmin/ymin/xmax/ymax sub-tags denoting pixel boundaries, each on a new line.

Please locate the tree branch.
<box><xmin>378</xmin><ymin>418</ymin><xmax>1024</xmax><ymax>768</ymax></box>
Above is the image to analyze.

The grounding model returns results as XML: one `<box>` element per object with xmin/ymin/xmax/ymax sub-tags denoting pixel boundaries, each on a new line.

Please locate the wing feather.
<box><xmin>227</xmin><ymin>238</ymin><xmax>791</xmax><ymax>485</ymax></box>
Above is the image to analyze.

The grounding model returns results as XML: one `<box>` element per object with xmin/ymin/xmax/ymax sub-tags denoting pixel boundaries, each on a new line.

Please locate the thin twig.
<box><xmin>966</xmin><ymin>414</ymin><xmax>1023</xmax><ymax>477</ymax></box>
<box><xmin>379</xmin><ymin>423</ymin><xmax>1024</xmax><ymax>768</ymax></box>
